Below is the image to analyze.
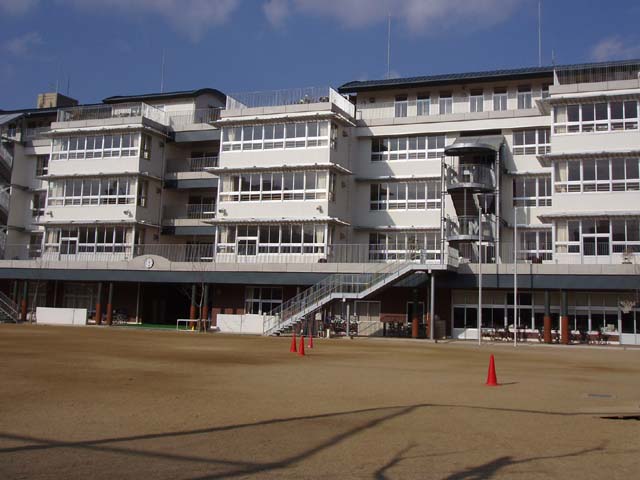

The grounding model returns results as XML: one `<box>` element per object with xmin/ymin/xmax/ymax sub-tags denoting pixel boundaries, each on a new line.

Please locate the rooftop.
<box><xmin>338</xmin><ymin>58</ymin><xmax>640</xmax><ymax>93</ymax></box>
<box><xmin>103</xmin><ymin>88</ymin><xmax>226</xmax><ymax>104</ymax></box>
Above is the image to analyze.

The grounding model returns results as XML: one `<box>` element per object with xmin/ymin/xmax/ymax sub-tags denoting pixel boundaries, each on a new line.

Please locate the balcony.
<box><xmin>222</xmin><ymin>87</ymin><xmax>355</xmax><ymax>120</ymax></box>
<box><xmin>55</xmin><ymin>102</ymin><xmax>167</xmax><ymax>127</ymax></box>
<box><xmin>446</xmin><ymin>164</ymin><xmax>495</xmax><ymax>191</ymax></box>
<box><xmin>163</xmin><ymin>204</ymin><xmax>217</xmax><ymax>224</ymax></box>
<box><xmin>167</xmin><ymin>108</ymin><xmax>221</xmax><ymax>130</ymax></box>
<box><xmin>0</xmin><ymin>141</ymin><xmax>13</xmax><ymax>170</ymax></box>
<box><xmin>447</xmin><ymin>215</ymin><xmax>496</xmax><ymax>243</ymax></box>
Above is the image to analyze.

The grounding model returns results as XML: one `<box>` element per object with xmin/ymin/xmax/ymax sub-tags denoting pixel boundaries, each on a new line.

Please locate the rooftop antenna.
<box><xmin>386</xmin><ymin>12</ymin><xmax>391</xmax><ymax>79</ymax></box>
<box><xmin>66</xmin><ymin>75</ymin><xmax>70</xmax><ymax>96</ymax></box>
<box><xmin>537</xmin><ymin>1</ymin><xmax>542</xmax><ymax>66</ymax></box>
<box><xmin>160</xmin><ymin>49</ymin><xmax>166</xmax><ymax>93</ymax></box>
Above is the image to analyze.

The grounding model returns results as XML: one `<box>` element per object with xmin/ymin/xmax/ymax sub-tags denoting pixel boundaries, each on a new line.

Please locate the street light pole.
<box><xmin>514</xmin><ymin>207</ymin><xmax>518</xmax><ymax>347</ymax></box>
<box><xmin>477</xmin><ymin>195</ymin><xmax>483</xmax><ymax>346</ymax></box>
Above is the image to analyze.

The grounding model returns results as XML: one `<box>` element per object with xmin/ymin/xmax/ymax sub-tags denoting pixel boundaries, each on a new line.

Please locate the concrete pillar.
<box><xmin>95</xmin><ymin>282</ymin><xmax>102</xmax><ymax>325</ymax></box>
<box><xmin>560</xmin><ymin>290</ymin><xmax>569</xmax><ymax>345</ymax></box>
<box><xmin>20</xmin><ymin>280</ymin><xmax>28</xmax><ymax>322</ymax></box>
<box><xmin>411</xmin><ymin>288</ymin><xmax>419</xmax><ymax>339</ymax></box>
<box><xmin>11</xmin><ymin>280</ymin><xmax>18</xmax><ymax>303</ymax></box>
<box><xmin>106</xmin><ymin>282</ymin><xmax>114</xmax><ymax>326</ymax></box>
<box><xmin>543</xmin><ymin>290</ymin><xmax>552</xmax><ymax>344</ymax></box>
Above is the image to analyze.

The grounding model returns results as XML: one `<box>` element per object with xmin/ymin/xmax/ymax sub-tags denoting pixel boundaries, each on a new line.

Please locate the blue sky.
<box><xmin>1</xmin><ymin>0</ymin><xmax>640</xmax><ymax>110</ymax></box>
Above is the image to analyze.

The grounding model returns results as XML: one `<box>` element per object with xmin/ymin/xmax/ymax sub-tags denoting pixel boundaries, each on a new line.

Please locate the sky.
<box><xmin>1</xmin><ymin>0</ymin><xmax>640</xmax><ymax>110</ymax></box>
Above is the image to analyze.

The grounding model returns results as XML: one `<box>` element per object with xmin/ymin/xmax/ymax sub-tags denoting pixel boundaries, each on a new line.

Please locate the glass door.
<box><xmin>582</xmin><ymin>219</ymin><xmax>610</xmax><ymax>263</ymax></box>
<box><xmin>236</xmin><ymin>225</ymin><xmax>258</xmax><ymax>260</ymax></box>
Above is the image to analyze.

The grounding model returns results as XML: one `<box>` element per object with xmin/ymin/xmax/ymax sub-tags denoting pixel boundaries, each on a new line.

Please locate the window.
<box><xmin>368</xmin><ymin>231</ymin><xmax>440</xmax><ymax>261</ymax></box>
<box><xmin>469</xmin><ymin>89</ymin><xmax>483</xmax><ymax>113</ymax></box>
<box><xmin>371</xmin><ymin>134</ymin><xmax>445</xmax><ymax>161</ymax></box>
<box><xmin>35</xmin><ymin>155</ymin><xmax>49</xmax><ymax>176</ymax></box>
<box><xmin>137</xmin><ymin>179</ymin><xmax>148</xmax><ymax>207</ymax></box>
<box><xmin>541</xmin><ymin>84</ymin><xmax>550</xmax><ymax>99</ymax></box>
<box><xmin>222</xmin><ymin>121</ymin><xmax>329</xmax><ymax>152</ymax></box>
<box><xmin>513</xmin><ymin>176</ymin><xmax>551</xmax><ymax>207</ymax></box>
<box><xmin>28</xmin><ymin>233</ymin><xmax>43</xmax><ymax>258</ymax></box>
<box><xmin>439</xmin><ymin>92</ymin><xmax>452</xmax><ymax>114</ymax></box>
<box><xmin>141</xmin><ymin>134</ymin><xmax>152</xmax><ymax>160</ymax></box>
<box><xmin>216</xmin><ymin>224</ymin><xmax>326</xmax><ymax>255</ymax></box>
<box><xmin>517</xmin><ymin>85</ymin><xmax>532</xmax><ymax>109</ymax></box>
<box><xmin>554</xmin><ymin>100</ymin><xmax>639</xmax><ymax>134</ymax></box>
<box><xmin>554</xmin><ymin>158</ymin><xmax>640</xmax><ymax>193</ymax></box>
<box><xmin>394</xmin><ymin>95</ymin><xmax>408</xmax><ymax>118</ymax></box>
<box><xmin>416</xmin><ymin>94</ymin><xmax>430</xmax><ymax>116</ymax></box>
<box><xmin>512</xmin><ymin>128</ymin><xmax>550</xmax><ymax>155</ymax></box>
<box><xmin>31</xmin><ymin>192</ymin><xmax>45</xmax><ymax>217</ymax></box>
<box><xmin>45</xmin><ymin>226</ymin><xmax>130</xmax><ymax>254</ymax></box>
<box><xmin>245</xmin><ymin>287</ymin><xmax>282</xmax><ymax>314</ymax></box>
<box><xmin>519</xmin><ymin>230</ymin><xmax>552</xmax><ymax>261</ymax></box>
<box><xmin>611</xmin><ymin>219</ymin><xmax>640</xmax><ymax>253</ymax></box>
<box><xmin>47</xmin><ymin>177</ymin><xmax>136</xmax><ymax>206</ymax></box>
<box><xmin>370</xmin><ymin>181</ymin><xmax>440</xmax><ymax>210</ymax></box>
<box><xmin>219</xmin><ymin>170</ymin><xmax>332</xmax><ymax>202</ymax></box>
<box><xmin>51</xmin><ymin>133</ymin><xmax>140</xmax><ymax>160</ymax></box>
<box><xmin>493</xmin><ymin>87</ymin><xmax>507</xmax><ymax>111</ymax></box>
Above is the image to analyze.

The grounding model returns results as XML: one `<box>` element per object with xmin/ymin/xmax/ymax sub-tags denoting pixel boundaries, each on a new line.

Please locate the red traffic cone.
<box><xmin>290</xmin><ymin>332</ymin><xmax>297</xmax><ymax>353</ymax></box>
<box><xmin>485</xmin><ymin>354</ymin><xmax>499</xmax><ymax>386</ymax></box>
<box><xmin>308</xmin><ymin>334</ymin><xmax>314</xmax><ymax>349</ymax></box>
<box><xmin>298</xmin><ymin>335</ymin><xmax>305</xmax><ymax>356</ymax></box>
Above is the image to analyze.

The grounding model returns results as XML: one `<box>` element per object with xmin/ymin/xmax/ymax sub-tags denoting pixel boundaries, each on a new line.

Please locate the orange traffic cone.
<box><xmin>485</xmin><ymin>354</ymin><xmax>499</xmax><ymax>386</ymax></box>
<box><xmin>298</xmin><ymin>335</ymin><xmax>305</xmax><ymax>356</ymax></box>
<box><xmin>290</xmin><ymin>332</ymin><xmax>297</xmax><ymax>353</ymax></box>
<box><xmin>308</xmin><ymin>334</ymin><xmax>314</xmax><ymax>349</ymax></box>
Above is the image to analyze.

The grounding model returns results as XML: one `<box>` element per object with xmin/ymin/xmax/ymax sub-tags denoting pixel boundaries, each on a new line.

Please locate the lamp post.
<box><xmin>476</xmin><ymin>193</ymin><xmax>483</xmax><ymax>346</ymax></box>
<box><xmin>514</xmin><ymin>207</ymin><xmax>518</xmax><ymax>347</ymax></box>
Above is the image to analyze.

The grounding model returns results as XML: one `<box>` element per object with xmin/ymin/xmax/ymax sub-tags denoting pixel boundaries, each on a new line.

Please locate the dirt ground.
<box><xmin>0</xmin><ymin>325</ymin><xmax>639</xmax><ymax>480</ymax></box>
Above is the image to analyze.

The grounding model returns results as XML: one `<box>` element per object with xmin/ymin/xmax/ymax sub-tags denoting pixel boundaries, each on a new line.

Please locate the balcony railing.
<box><xmin>0</xmin><ymin>189</ymin><xmax>9</xmax><ymax>212</ymax></box>
<box><xmin>56</xmin><ymin>102</ymin><xmax>167</xmax><ymax>125</ymax></box>
<box><xmin>24</xmin><ymin>127</ymin><xmax>51</xmax><ymax>139</ymax></box>
<box><xmin>167</xmin><ymin>156</ymin><xmax>219</xmax><ymax>174</ymax></box>
<box><xmin>446</xmin><ymin>164</ymin><xmax>496</xmax><ymax>190</ymax></box>
<box><xmin>163</xmin><ymin>204</ymin><xmax>217</xmax><ymax>220</ymax></box>
<box><xmin>224</xmin><ymin>87</ymin><xmax>355</xmax><ymax>118</ymax></box>
<box><xmin>167</xmin><ymin>108</ymin><xmax>221</xmax><ymax>128</ymax></box>
<box><xmin>1</xmin><ymin>243</ymin><xmax>458</xmax><ymax>266</ymax></box>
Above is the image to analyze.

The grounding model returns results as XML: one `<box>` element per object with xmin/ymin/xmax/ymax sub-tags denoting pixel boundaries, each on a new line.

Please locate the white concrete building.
<box><xmin>0</xmin><ymin>59</ymin><xmax>639</xmax><ymax>345</ymax></box>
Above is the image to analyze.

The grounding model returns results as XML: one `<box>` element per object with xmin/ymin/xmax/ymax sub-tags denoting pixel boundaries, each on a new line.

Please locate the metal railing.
<box><xmin>1</xmin><ymin>243</ymin><xmax>457</xmax><ymax>266</ymax></box>
<box><xmin>446</xmin><ymin>164</ymin><xmax>496</xmax><ymax>190</ymax></box>
<box><xmin>226</xmin><ymin>86</ymin><xmax>332</xmax><ymax>110</ymax></box>
<box><xmin>0</xmin><ymin>188</ymin><xmax>10</xmax><ymax>212</ymax></box>
<box><xmin>24</xmin><ymin>127</ymin><xmax>51</xmax><ymax>139</ymax></box>
<box><xmin>0</xmin><ymin>289</ymin><xmax>19</xmax><ymax>322</ymax></box>
<box><xmin>555</xmin><ymin>61</ymin><xmax>640</xmax><ymax>85</ymax></box>
<box><xmin>166</xmin><ymin>156</ymin><xmax>219</xmax><ymax>173</ymax></box>
<box><xmin>167</xmin><ymin>108</ymin><xmax>221</xmax><ymax>128</ymax></box>
<box><xmin>56</xmin><ymin>102</ymin><xmax>167</xmax><ymax>125</ymax></box>
<box><xmin>0</xmin><ymin>141</ymin><xmax>13</xmax><ymax>169</ymax></box>
<box><xmin>163</xmin><ymin>204</ymin><xmax>217</xmax><ymax>220</ymax></box>
<box><xmin>264</xmin><ymin>257</ymin><xmax>418</xmax><ymax>335</ymax></box>
<box><xmin>447</xmin><ymin>215</ymin><xmax>496</xmax><ymax>240</ymax></box>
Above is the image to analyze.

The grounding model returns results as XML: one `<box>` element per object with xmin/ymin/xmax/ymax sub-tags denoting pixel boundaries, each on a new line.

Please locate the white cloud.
<box><xmin>0</xmin><ymin>0</ymin><xmax>38</xmax><ymax>15</ymax></box>
<box><xmin>590</xmin><ymin>36</ymin><xmax>640</xmax><ymax>62</ymax></box>
<box><xmin>287</xmin><ymin>0</ymin><xmax>523</xmax><ymax>33</ymax></box>
<box><xmin>263</xmin><ymin>0</ymin><xmax>290</xmax><ymax>28</ymax></box>
<box><xmin>58</xmin><ymin>0</ymin><xmax>241</xmax><ymax>42</ymax></box>
<box><xmin>3</xmin><ymin>32</ymin><xmax>43</xmax><ymax>56</ymax></box>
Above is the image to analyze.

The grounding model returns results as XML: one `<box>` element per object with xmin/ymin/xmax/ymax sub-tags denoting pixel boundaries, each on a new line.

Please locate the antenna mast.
<box><xmin>386</xmin><ymin>12</ymin><xmax>391</xmax><ymax>79</ymax></box>
<box><xmin>160</xmin><ymin>49</ymin><xmax>166</xmax><ymax>93</ymax></box>
<box><xmin>538</xmin><ymin>1</ymin><xmax>542</xmax><ymax>66</ymax></box>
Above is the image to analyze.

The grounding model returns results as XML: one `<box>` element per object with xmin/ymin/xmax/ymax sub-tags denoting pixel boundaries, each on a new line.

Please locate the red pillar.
<box><xmin>20</xmin><ymin>281</ymin><xmax>28</xmax><ymax>322</ymax></box>
<box><xmin>561</xmin><ymin>316</ymin><xmax>570</xmax><ymax>345</ymax></box>
<box><xmin>411</xmin><ymin>289</ymin><xmax>419</xmax><ymax>338</ymax></box>
<box><xmin>543</xmin><ymin>315</ymin><xmax>552</xmax><ymax>344</ymax></box>
<box><xmin>95</xmin><ymin>282</ymin><xmax>102</xmax><ymax>325</ymax></box>
<box><xmin>105</xmin><ymin>282</ymin><xmax>113</xmax><ymax>326</ymax></box>
<box><xmin>189</xmin><ymin>284</ymin><xmax>197</xmax><ymax>329</ymax></box>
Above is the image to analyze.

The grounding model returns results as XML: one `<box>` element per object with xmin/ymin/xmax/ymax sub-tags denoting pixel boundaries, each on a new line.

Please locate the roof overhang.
<box><xmin>33</xmin><ymin>219</ymin><xmax>161</xmax><ymax>228</ymax></box>
<box><xmin>205</xmin><ymin>217</ymin><xmax>350</xmax><ymax>226</ymax></box>
<box><xmin>538</xmin><ymin>211</ymin><xmax>640</xmax><ymax>221</ymax></box>
<box><xmin>213</xmin><ymin>110</ymin><xmax>356</xmax><ymax>127</ymax></box>
<box><xmin>537</xmin><ymin>149</ymin><xmax>640</xmax><ymax>167</ymax></box>
<box><xmin>206</xmin><ymin>163</ymin><xmax>352</xmax><ymax>175</ymax></box>
<box><xmin>355</xmin><ymin>174</ymin><xmax>440</xmax><ymax>182</ymax></box>
<box><xmin>38</xmin><ymin>171</ymin><xmax>162</xmax><ymax>181</ymax></box>
<box><xmin>103</xmin><ymin>88</ymin><xmax>226</xmax><ymax>104</ymax></box>
<box><xmin>354</xmin><ymin>225</ymin><xmax>440</xmax><ymax>231</ymax></box>
<box><xmin>444</xmin><ymin>135</ymin><xmax>504</xmax><ymax>155</ymax></box>
<box><xmin>0</xmin><ymin>113</ymin><xmax>23</xmax><ymax>126</ymax></box>
<box><xmin>47</xmin><ymin>123</ymin><xmax>169</xmax><ymax>137</ymax></box>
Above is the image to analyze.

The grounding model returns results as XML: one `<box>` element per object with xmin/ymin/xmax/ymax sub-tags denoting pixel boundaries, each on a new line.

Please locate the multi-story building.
<box><xmin>0</xmin><ymin>59</ymin><xmax>639</xmax><ymax>345</ymax></box>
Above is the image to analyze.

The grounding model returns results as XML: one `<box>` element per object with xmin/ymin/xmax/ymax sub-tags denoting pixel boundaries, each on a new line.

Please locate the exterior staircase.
<box><xmin>263</xmin><ymin>259</ymin><xmax>420</xmax><ymax>336</ymax></box>
<box><xmin>0</xmin><ymin>290</ymin><xmax>19</xmax><ymax>323</ymax></box>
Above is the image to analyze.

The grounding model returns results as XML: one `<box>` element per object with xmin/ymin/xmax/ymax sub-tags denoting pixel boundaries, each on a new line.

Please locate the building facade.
<box><xmin>0</xmin><ymin>59</ymin><xmax>639</xmax><ymax>345</ymax></box>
